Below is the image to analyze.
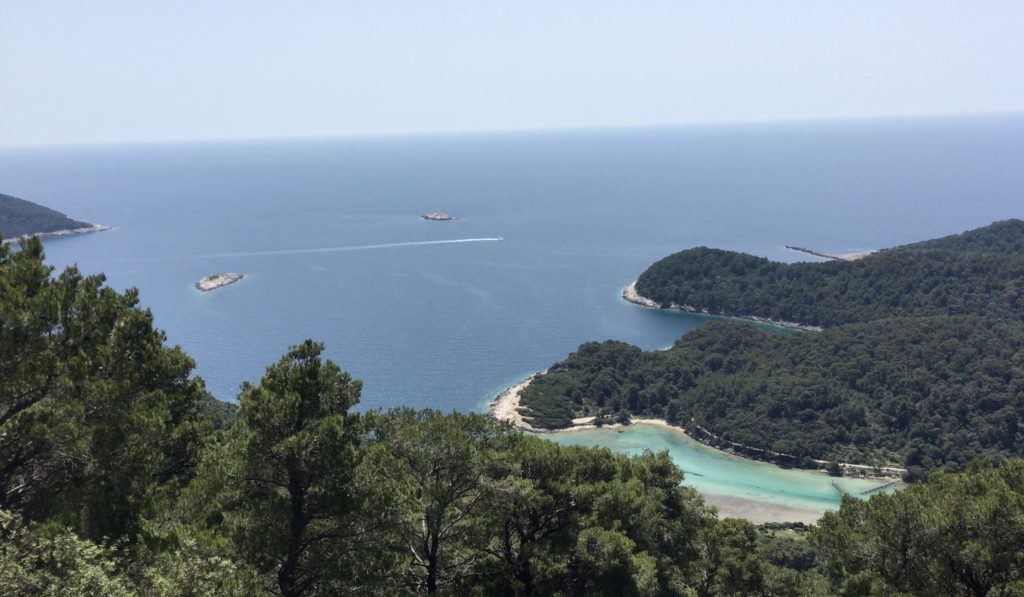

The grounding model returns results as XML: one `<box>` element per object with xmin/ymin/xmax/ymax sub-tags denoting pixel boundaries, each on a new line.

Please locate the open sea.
<box><xmin>3</xmin><ymin>115</ymin><xmax>1022</xmax><ymax>517</ymax></box>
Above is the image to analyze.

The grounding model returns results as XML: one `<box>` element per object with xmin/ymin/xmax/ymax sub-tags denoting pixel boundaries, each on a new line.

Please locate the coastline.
<box><xmin>622</xmin><ymin>281</ymin><xmax>824</xmax><ymax>332</ymax></box>
<box><xmin>2</xmin><ymin>224</ymin><xmax>111</xmax><ymax>245</ymax></box>
<box><xmin>489</xmin><ymin>374</ymin><xmax>542</xmax><ymax>431</ymax></box>
<box><xmin>489</xmin><ymin>372</ymin><xmax>904</xmax><ymax>480</ymax></box>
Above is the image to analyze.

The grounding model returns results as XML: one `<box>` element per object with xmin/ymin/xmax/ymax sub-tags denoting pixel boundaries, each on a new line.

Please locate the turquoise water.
<box><xmin>1</xmin><ymin>116</ymin><xmax>1021</xmax><ymax>518</ymax></box>
<box><xmin>547</xmin><ymin>424</ymin><xmax>895</xmax><ymax>522</ymax></box>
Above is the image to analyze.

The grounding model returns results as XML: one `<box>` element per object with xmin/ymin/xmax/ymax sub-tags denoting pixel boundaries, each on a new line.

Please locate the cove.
<box><xmin>544</xmin><ymin>423</ymin><xmax>899</xmax><ymax>524</ymax></box>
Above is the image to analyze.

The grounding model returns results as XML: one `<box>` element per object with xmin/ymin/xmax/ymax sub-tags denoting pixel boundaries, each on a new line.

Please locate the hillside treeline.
<box><xmin>0</xmin><ymin>191</ymin><xmax>92</xmax><ymax>238</ymax></box>
<box><xmin>520</xmin><ymin>317</ymin><xmax>1024</xmax><ymax>473</ymax></box>
<box><xmin>635</xmin><ymin>219</ymin><xmax>1024</xmax><ymax>328</ymax></box>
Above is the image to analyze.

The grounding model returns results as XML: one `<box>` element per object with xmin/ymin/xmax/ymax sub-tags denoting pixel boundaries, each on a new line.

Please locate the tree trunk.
<box><xmin>426</xmin><ymin>531</ymin><xmax>439</xmax><ymax>593</ymax></box>
<box><xmin>279</xmin><ymin>459</ymin><xmax>307</xmax><ymax>597</ymax></box>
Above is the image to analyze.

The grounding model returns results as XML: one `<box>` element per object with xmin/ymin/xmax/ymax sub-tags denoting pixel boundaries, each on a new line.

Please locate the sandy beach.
<box><xmin>700</xmin><ymin>493</ymin><xmax>825</xmax><ymax>525</ymax></box>
<box><xmin>492</xmin><ymin>371</ymin><xmax>902</xmax><ymax>475</ymax></box>
<box><xmin>487</xmin><ymin>372</ymin><xmax>905</xmax><ymax>524</ymax></box>
<box><xmin>489</xmin><ymin>375</ymin><xmax>540</xmax><ymax>431</ymax></box>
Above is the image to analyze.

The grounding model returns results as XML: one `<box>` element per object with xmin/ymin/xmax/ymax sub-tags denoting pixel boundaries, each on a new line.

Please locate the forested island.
<box><xmin>0</xmin><ymin>191</ymin><xmax>108</xmax><ymax>241</ymax></box>
<box><xmin>634</xmin><ymin>219</ymin><xmax>1024</xmax><ymax>328</ymax></box>
<box><xmin>1</xmin><ymin>233</ymin><xmax>1023</xmax><ymax>594</ymax></box>
<box><xmin>519</xmin><ymin>220</ymin><xmax>1024</xmax><ymax>477</ymax></box>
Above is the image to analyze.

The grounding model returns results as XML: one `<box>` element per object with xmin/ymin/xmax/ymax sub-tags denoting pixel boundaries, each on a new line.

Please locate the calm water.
<box><xmin>548</xmin><ymin>425</ymin><xmax>893</xmax><ymax>522</ymax></box>
<box><xmin>2</xmin><ymin>115</ymin><xmax>1022</xmax><ymax>516</ymax></box>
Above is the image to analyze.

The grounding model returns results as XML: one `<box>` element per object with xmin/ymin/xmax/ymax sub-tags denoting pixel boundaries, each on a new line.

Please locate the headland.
<box><xmin>2</xmin><ymin>224</ymin><xmax>111</xmax><ymax>245</ymax></box>
<box><xmin>622</xmin><ymin>281</ymin><xmax>823</xmax><ymax>332</ymax></box>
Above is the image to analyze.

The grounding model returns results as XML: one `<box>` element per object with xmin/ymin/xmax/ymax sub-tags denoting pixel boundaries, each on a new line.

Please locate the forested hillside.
<box><xmin>634</xmin><ymin>219</ymin><xmax>1024</xmax><ymax>328</ymax></box>
<box><xmin>523</xmin><ymin>220</ymin><xmax>1024</xmax><ymax>476</ymax></box>
<box><xmin>520</xmin><ymin>317</ymin><xmax>1024</xmax><ymax>472</ymax></box>
<box><xmin>2</xmin><ymin>237</ymin><xmax>1022</xmax><ymax>595</ymax></box>
<box><xmin>0</xmin><ymin>191</ymin><xmax>92</xmax><ymax>238</ymax></box>
<box><xmin>897</xmin><ymin>218</ymin><xmax>1024</xmax><ymax>254</ymax></box>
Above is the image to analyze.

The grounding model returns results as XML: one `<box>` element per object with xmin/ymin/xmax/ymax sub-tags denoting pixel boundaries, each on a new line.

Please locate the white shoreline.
<box><xmin>490</xmin><ymin>373</ymin><xmax>904</xmax><ymax>478</ymax></box>
<box><xmin>488</xmin><ymin>373</ymin><xmax>905</xmax><ymax>522</ymax></box>
<box><xmin>622</xmin><ymin>281</ymin><xmax>824</xmax><ymax>332</ymax></box>
<box><xmin>488</xmin><ymin>374</ymin><xmax>684</xmax><ymax>436</ymax></box>
<box><xmin>489</xmin><ymin>373</ymin><xmax>543</xmax><ymax>431</ymax></box>
<box><xmin>2</xmin><ymin>224</ymin><xmax>111</xmax><ymax>245</ymax></box>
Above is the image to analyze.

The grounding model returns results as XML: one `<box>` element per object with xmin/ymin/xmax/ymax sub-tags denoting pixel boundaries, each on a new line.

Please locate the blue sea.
<box><xmin>4</xmin><ymin>115</ymin><xmax>1023</xmax><ymax>519</ymax></box>
<box><xmin>2</xmin><ymin>115</ymin><xmax>1022</xmax><ymax>412</ymax></box>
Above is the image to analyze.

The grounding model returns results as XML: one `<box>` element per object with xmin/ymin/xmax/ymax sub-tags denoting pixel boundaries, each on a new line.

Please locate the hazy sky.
<box><xmin>2</xmin><ymin>1</ymin><xmax>1023</xmax><ymax>145</ymax></box>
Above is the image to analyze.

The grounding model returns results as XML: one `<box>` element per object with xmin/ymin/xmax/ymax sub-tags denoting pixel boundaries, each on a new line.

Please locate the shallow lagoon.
<box><xmin>547</xmin><ymin>423</ymin><xmax>897</xmax><ymax>523</ymax></box>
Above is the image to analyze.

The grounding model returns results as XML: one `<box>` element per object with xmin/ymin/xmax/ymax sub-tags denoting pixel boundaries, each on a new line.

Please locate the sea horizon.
<box><xmin>3</xmin><ymin>110</ymin><xmax>1022</xmax><ymax>151</ymax></box>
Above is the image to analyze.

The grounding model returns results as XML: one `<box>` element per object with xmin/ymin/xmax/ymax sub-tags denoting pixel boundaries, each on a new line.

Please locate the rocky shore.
<box><xmin>2</xmin><ymin>224</ymin><xmax>111</xmax><ymax>245</ymax></box>
<box><xmin>622</xmin><ymin>281</ymin><xmax>824</xmax><ymax>332</ymax></box>
<box><xmin>195</xmin><ymin>272</ymin><xmax>245</xmax><ymax>292</ymax></box>
<box><xmin>489</xmin><ymin>374</ymin><xmax>542</xmax><ymax>431</ymax></box>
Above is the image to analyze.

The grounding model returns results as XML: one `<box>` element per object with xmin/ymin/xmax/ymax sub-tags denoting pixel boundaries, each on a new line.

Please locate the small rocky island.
<box><xmin>422</xmin><ymin>211</ymin><xmax>457</xmax><ymax>221</ymax></box>
<box><xmin>195</xmin><ymin>272</ymin><xmax>245</xmax><ymax>292</ymax></box>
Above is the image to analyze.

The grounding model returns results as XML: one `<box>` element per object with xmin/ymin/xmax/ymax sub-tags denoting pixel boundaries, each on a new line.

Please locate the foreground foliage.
<box><xmin>2</xmin><ymin>234</ymin><xmax>1023</xmax><ymax>595</ymax></box>
<box><xmin>815</xmin><ymin>459</ymin><xmax>1024</xmax><ymax>596</ymax></box>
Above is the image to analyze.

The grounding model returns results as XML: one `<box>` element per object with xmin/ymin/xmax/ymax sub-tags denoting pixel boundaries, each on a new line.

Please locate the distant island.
<box><xmin>195</xmin><ymin>272</ymin><xmax>245</xmax><ymax>292</ymax></box>
<box><xmin>422</xmin><ymin>211</ymin><xmax>457</xmax><ymax>221</ymax></box>
<box><xmin>633</xmin><ymin>219</ymin><xmax>1024</xmax><ymax>328</ymax></box>
<box><xmin>0</xmin><ymin>191</ymin><xmax>110</xmax><ymax>242</ymax></box>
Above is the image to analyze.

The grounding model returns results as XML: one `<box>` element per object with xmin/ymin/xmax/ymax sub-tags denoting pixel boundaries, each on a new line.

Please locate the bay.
<box><xmin>547</xmin><ymin>423</ymin><xmax>895</xmax><ymax>523</ymax></box>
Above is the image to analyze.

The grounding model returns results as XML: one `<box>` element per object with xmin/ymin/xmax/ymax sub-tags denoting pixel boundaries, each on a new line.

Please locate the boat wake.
<box><xmin>166</xmin><ymin>237</ymin><xmax>504</xmax><ymax>260</ymax></box>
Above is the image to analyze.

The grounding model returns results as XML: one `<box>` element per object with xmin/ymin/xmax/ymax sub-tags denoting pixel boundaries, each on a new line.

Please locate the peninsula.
<box><xmin>195</xmin><ymin>272</ymin><xmax>245</xmax><ymax>292</ymax></box>
<box><xmin>422</xmin><ymin>211</ymin><xmax>457</xmax><ymax>221</ymax></box>
<box><xmin>622</xmin><ymin>281</ymin><xmax>823</xmax><ymax>332</ymax></box>
<box><xmin>0</xmin><ymin>191</ymin><xmax>109</xmax><ymax>243</ymax></box>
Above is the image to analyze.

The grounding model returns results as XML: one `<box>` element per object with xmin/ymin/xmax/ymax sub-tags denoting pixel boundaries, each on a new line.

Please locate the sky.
<box><xmin>2</xmin><ymin>0</ymin><xmax>1023</xmax><ymax>146</ymax></box>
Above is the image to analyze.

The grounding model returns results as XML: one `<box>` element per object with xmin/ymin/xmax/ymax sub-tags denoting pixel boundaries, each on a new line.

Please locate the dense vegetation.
<box><xmin>902</xmin><ymin>218</ymin><xmax>1024</xmax><ymax>253</ymax></box>
<box><xmin>0</xmin><ymin>191</ymin><xmax>92</xmax><ymax>239</ymax></box>
<box><xmin>635</xmin><ymin>219</ymin><xmax>1024</xmax><ymax>328</ymax></box>
<box><xmin>522</xmin><ymin>220</ymin><xmax>1024</xmax><ymax>476</ymax></box>
<box><xmin>4</xmin><ymin>234</ymin><xmax>1023</xmax><ymax>594</ymax></box>
<box><xmin>520</xmin><ymin>317</ymin><xmax>1024</xmax><ymax>471</ymax></box>
<box><xmin>815</xmin><ymin>459</ymin><xmax>1024</xmax><ymax>596</ymax></box>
